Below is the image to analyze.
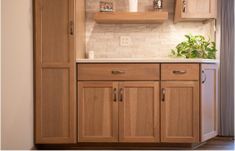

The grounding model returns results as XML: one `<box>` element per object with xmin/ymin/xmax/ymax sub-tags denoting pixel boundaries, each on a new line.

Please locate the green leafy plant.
<box><xmin>171</xmin><ymin>34</ymin><xmax>217</xmax><ymax>59</ymax></box>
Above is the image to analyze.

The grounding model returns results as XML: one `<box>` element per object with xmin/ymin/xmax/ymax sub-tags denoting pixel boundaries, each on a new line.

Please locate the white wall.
<box><xmin>1</xmin><ymin>0</ymin><xmax>34</xmax><ymax>149</ymax></box>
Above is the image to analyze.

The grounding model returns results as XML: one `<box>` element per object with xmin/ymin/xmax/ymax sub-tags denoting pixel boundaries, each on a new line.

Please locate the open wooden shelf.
<box><xmin>94</xmin><ymin>11</ymin><xmax>168</xmax><ymax>24</ymax></box>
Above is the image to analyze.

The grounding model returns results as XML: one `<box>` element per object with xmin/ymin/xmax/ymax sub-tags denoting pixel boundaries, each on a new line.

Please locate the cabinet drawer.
<box><xmin>77</xmin><ymin>64</ymin><xmax>160</xmax><ymax>81</ymax></box>
<box><xmin>161</xmin><ymin>64</ymin><xmax>199</xmax><ymax>80</ymax></box>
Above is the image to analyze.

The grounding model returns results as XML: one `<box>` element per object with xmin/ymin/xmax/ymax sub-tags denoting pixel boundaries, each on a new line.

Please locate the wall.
<box><xmin>86</xmin><ymin>0</ymin><xmax>216</xmax><ymax>58</ymax></box>
<box><xmin>1</xmin><ymin>0</ymin><xmax>34</xmax><ymax>149</ymax></box>
<box><xmin>0</xmin><ymin>0</ymin><xmax>2</xmax><ymax>148</ymax></box>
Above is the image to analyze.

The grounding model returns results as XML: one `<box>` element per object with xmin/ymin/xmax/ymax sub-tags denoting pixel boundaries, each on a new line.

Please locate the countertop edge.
<box><xmin>76</xmin><ymin>59</ymin><xmax>220</xmax><ymax>64</ymax></box>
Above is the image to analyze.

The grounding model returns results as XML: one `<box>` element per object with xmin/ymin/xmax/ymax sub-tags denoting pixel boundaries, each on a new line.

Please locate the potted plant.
<box><xmin>171</xmin><ymin>34</ymin><xmax>217</xmax><ymax>59</ymax></box>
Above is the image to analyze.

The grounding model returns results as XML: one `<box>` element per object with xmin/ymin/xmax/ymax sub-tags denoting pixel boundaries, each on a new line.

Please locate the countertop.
<box><xmin>76</xmin><ymin>58</ymin><xmax>219</xmax><ymax>63</ymax></box>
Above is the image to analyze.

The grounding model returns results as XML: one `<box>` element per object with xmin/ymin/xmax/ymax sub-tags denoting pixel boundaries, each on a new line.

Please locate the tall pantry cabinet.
<box><xmin>34</xmin><ymin>0</ymin><xmax>85</xmax><ymax>144</ymax></box>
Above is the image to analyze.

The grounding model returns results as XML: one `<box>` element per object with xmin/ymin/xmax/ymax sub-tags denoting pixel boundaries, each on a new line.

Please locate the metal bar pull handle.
<box><xmin>113</xmin><ymin>88</ymin><xmax>117</xmax><ymax>102</ymax></box>
<box><xmin>162</xmin><ymin>88</ymin><xmax>166</xmax><ymax>102</ymax></box>
<box><xmin>69</xmin><ymin>21</ymin><xmax>74</xmax><ymax>35</ymax></box>
<box><xmin>119</xmin><ymin>88</ymin><xmax>123</xmax><ymax>102</ymax></box>
<box><xmin>182</xmin><ymin>0</ymin><xmax>187</xmax><ymax>13</ymax></box>
<box><xmin>173</xmin><ymin>70</ymin><xmax>187</xmax><ymax>74</ymax></box>
<box><xmin>202</xmin><ymin>70</ymin><xmax>207</xmax><ymax>84</ymax></box>
<box><xmin>112</xmin><ymin>70</ymin><xmax>125</xmax><ymax>75</ymax></box>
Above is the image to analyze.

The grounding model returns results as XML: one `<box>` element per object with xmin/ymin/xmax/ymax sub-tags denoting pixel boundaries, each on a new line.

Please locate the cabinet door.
<box><xmin>161</xmin><ymin>81</ymin><xmax>199</xmax><ymax>143</ymax></box>
<box><xmin>35</xmin><ymin>0</ymin><xmax>76</xmax><ymax>144</ymax></box>
<box><xmin>119</xmin><ymin>82</ymin><xmax>160</xmax><ymax>142</ymax></box>
<box><xmin>201</xmin><ymin>64</ymin><xmax>218</xmax><ymax>141</ymax></box>
<box><xmin>182</xmin><ymin>0</ymin><xmax>217</xmax><ymax>18</ymax></box>
<box><xmin>78</xmin><ymin>82</ymin><xmax>118</xmax><ymax>142</ymax></box>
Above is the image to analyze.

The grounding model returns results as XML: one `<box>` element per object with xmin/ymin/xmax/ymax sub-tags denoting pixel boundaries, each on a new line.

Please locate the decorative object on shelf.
<box><xmin>153</xmin><ymin>0</ymin><xmax>163</xmax><ymax>10</ymax></box>
<box><xmin>171</xmin><ymin>34</ymin><xmax>217</xmax><ymax>59</ymax></box>
<box><xmin>100</xmin><ymin>0</ymin><xmax>113</xmax><ymax>12</ymax></box>
<box><xmin>88</xmin><ymin>51</ymin><xmax>95</xmax><ymax>59</ymax></box>
<box><xmin>129</xmin><ymin>0</ymin><xmax>138</xmax><ymax>12</ymax></box>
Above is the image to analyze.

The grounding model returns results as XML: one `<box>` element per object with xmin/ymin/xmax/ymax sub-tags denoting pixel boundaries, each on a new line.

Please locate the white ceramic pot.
<box><xmin>129</xmin><ymin>0</ymin><xmax>138</xmax><ymax>12</ymax></box>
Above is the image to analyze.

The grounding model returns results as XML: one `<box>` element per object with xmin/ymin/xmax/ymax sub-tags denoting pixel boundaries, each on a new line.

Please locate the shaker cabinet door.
<box><xmin>119</xmin><ymin>82</ymin><xmax>160</xmax><ymax>142</ymax></box>
<box><xmin>161</xmin><ymin>81</ymin><xmax>199</xmax><ymax>143</ymax></box>
<box><xmin>182</xmin><ymin>0</ymin><xmax>217</xmax><ymax>18</ymax></box>
<box><xmin>35</xmin><ymin>0</ymin><xmax>76</xmax><ymax>144</ymax></box>
<box><xmin>78</xmin><ymin>82</ymin><xmax>119</xmax><ymax>142</ymax></box>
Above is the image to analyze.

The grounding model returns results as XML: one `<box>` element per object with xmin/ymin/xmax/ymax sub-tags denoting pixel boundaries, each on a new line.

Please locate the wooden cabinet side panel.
<box><xmin>161</xmin><ymin>81</ymin><xmax>200</xmax><ymax>143</ymax></box>
<box><xmin>201</xmin><ymin>64</ymin><xmax>219</xmax><ymax>141</ymax></box>
<box><xmin>35</xmin><ymin>0</ymin><xmax>76</xmax><ymax>144</ymax></box>
<box><xmin>119</xmin><ymin>82</ymin><xmax>160</xmax><ymax>142</ymax></box>
<box><xmin>78</xmin><ymin>82</ymin><xmax>118</xmax><ymax>142</ymax></box>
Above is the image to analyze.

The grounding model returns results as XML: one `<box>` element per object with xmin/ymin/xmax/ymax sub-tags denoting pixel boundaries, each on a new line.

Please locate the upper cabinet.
<box><xmin>174</xmin><ymin>0</ymin><xmax>217</xmax><ymax>23</ymax></box>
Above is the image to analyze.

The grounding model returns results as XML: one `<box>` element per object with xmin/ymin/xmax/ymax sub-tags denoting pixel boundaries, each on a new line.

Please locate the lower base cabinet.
<box><xmin>35</xmin><ymin>63</ymin><xmax>219</xmax><ymax>147</ymax></box>
<box><xmin>78</xmin><ymin>82</ymin><xmax>160</xmax><ymax>142</ymax></box>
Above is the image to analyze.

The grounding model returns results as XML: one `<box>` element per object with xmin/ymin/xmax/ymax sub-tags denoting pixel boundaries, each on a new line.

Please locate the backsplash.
<box><xmin>86</xmin><ymin>0</ymin><xmax>216</xmax><ymax>58</ymax></box>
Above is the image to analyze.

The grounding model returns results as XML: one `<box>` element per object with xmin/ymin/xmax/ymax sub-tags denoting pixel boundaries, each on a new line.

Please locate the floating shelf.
<box><xmin>94</xmin><ymin>12</ymin><xmax>168</xmax><ymax>24</ymax></box>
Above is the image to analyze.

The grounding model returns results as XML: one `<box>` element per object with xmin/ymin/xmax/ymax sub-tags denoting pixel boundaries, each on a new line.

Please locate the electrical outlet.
<box><xmin>120</xmin><ymin>36</ymin><xmax>132</xmax><ymax>46</ymax></box>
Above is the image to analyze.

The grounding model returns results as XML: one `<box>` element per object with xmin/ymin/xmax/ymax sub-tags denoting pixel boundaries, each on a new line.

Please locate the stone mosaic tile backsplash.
<box><xmin>86</xmin><ymin>0</ymin><xmax>216</xmax><ymax>58</ymax></box>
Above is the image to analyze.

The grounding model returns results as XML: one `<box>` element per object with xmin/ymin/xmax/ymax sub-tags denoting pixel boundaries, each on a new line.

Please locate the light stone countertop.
<box><xmin>76</xmin><ymin>58</ymin><xmax>219</xmax><ymax>64</ymax></box>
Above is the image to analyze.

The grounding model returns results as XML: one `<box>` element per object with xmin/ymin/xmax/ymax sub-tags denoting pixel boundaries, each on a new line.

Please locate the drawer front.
<box><xmin>77</xmin><ymin>64</ymin><xmax>160</xmax><ymax>81</ymax></box>
<box><xmin>161</xmin><ymin>64</ymin><xmax>199</xmax><ymax>80</ymax></box>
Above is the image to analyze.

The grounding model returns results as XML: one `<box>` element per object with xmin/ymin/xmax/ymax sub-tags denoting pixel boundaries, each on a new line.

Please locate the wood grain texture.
<box><xmin>35</xmin><ymin>0</ymin><xmax>76</xmax><ymax>144</ymax></box>
<box><xmin>119</xmin><ymin>82</ymin><xmax>160</xmax><ymax>142</ymax></box>
<box><xmin>200</xmin><ymin>64</ymin><xmax>219</xmax><ymax>141</ymax></box>
<box><xmin>161</xmin><ymin>81</ymin><xmax>200</xmax><ymax>143</ymax></box>
<box><xmin>77</xmin><ymin>64</ymin><xmax>160</xmax><ymax>81</ymax></box>
<box><xmin>78</xmin><ymin>82</ymin><xmax>118</xmax><ymax>142</ymax></box>
<box><xmin>75</xmin><ymin>0</ymin><xmax>85</xmax><ymax>58</ymax></box>
<box><xmin>174</xmin><ymin>0</ymin><xmax>217</xmax><ymax>22</ymax></box>
<box><xmin>161</xmin><ymin>64</ymin><xmax>199</xmax><ymax>81</ymax></box>
<box><xmin>94</xmin><ymin>12</ymin><xmax>168</xmax><ymax>24</ymax></box>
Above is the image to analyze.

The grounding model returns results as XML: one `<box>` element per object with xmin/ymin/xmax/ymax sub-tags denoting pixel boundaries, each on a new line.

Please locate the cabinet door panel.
<box><xmin>201</xmin><ymin>64</ymin><xmax>218</xmax><ymax>141</ymax></box>
<box><xmin>35</xmin><ymin>0</ymin><xmax>76</xmax><ymax>144</ymax></box>
<box><xmin>119</xmin><ymin>82</ymin><xmax>160</xmax><ymax>142</ymax></box>
<box><xmin>78</xmin><ymin>82</ymin><xmax>118</xmax><ymax>142</ymax></box>
<box><xmin>182</xmin><ymin>0</ymin><xmax>217</xmax><ymax>18</ymax></box>
<box><xmin>161</xmin><ymin>81</ymin><xmax>199</xmax><ymax>143</ymax></box>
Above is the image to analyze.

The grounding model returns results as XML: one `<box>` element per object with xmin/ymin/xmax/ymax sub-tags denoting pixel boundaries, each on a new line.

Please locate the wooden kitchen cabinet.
<box><xmin>35</xmin><ymin>0</ymin><xmax>76</xmax><ymax>144</ymax></box>
<box><xmin>161</xmin><ymin>81</ymin><xmax>200</xmax><ymax>143</ymax></box>
<box><xmin>78</xmin><ymin>82</ymin><xmax>119</xmax><ymax>142</ymax></box>
<box><xmin>119</xmin><ymin>82</ymin><xmax>160</xmax><ymax>142</ymax></box>
<box><xmin>200</xmin><ymin>64</ymin><xmax>219</xmax><ymax>141</ymax></box>
<box><xmin>174</xmin><ymin>0</ymin><xmax>217</xmax><ymax>23</ymax></box>
<box><xmin>78</xmin><ymin>81</ymin><xmax>160</xmax><ymax>143</ymax></box>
